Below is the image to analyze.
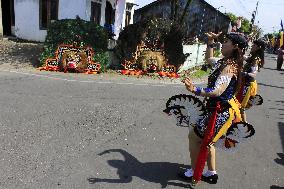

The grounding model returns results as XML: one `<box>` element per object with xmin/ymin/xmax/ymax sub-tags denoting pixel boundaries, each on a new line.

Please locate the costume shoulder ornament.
<box><xmin>246</xmin><ymin>94</ymin><xmax>264</xmax><ymax>109</ymax></box>
<box><xmin>164</xmin><ymin>94</ymin><xmax>256</xmax><ymax>150</ymax></box>
<box><xmin>163</xmin><ymin>94</ymin><xmax>206</xmax><ymax>127</ymax></box>
<box><xmin>214</xmin><ymin>122</ymin><xmax>255</xmax><ymax>150</ymax></box>
<box><xmin>222</xmin><ymin>59</ymin><xmax>238</xmax><ymax>75</ymax></box>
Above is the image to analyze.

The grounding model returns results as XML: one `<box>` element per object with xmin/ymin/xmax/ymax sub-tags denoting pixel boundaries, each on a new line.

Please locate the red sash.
<box><xmin>192</xmin><ymin>102</ymin><xmax>221</xmax><ymax>184</ymax></box>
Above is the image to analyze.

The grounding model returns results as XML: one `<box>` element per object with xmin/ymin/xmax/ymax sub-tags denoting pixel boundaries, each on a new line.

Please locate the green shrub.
<box><xmin>93</xmin><ymin>52</ymin><xmax>110</xmax><ymax>72</ymax></box>
<box><xmin>114</xmin><ymin>21</ymin><xmax>146</xmax><ymax>63</ymax></box>
<box><xmin>40</xmin><ymin>16</ymin><xmax>109</xmax><ymax>66</ymax></box>
<box><xmin>114</xmin><ymin>18</ymin><xmax>185</xmax><ymax>68</ymax></box>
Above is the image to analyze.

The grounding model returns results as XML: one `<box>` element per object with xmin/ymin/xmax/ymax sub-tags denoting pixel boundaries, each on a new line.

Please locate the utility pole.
<box><xmin>249</xmin><ymin>1</ymin><xmax>259</xmax><ymax>33</ymax></box>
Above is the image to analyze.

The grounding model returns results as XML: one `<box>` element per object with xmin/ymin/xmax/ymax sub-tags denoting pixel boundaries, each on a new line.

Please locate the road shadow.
<box><xmin>270</xmin><ymin>185</ymin><xmax>284</xmax><ymax>189</ymax></box>
<box><xmin>274</xmin><ymin>122</ymin><xmax>284</xmax><ymax>168</ymax></box>
<box><xmin>269</xmin><ymin>108</ymin><xmax>284</xmax><ymax>111</ymax></box>
<box><xmin>87</xmin><ymin>149</ymin><xmax>193</xmax><ymax>188</ymax></box>
<box><xmin>258</xmin><ymin>83</ymin><xmax>284</xmax><ymax>90</ymax></box>
<box><xmin>278</xmin><ymin>122</ymin><xmax>284</xmax><ymax>152</ymax></box>
<box><xmin>262</xmin><ymin>67</ymin><xmax>278</xmax><ymax>71</ymax></box>
<box><xmin>274</xmin><ymin>153</ymin><xmax>284</xmax><ymax>166</ymax></box>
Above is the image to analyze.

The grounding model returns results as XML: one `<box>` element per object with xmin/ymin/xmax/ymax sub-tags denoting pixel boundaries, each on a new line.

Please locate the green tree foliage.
<box><xmin>226</xmin><ymin>12</ymin><xmax>238</xmax><ymax>23</ymax></box>
<box><xmin>114</xmin><ymin>21</ymin><xmax>147</xmax><ymax>66</ymax></box>
<box><xmin>239</xmin><ymin>19</ymin><xmax>251</xmax><ymax>34</ymax></box>
<box><xmin>115</xmin><ymin>0</ymin><xmax>193</xmax><ymax>68</ymax></box>
<box><xmin>40</xmin><ymin>16</ymin><xmax>109</xmax><ymax>68</ymax></box>
<box><xmin>226</xmin><ymin>12</ymin><xmax>250</xmax><ymax>34</ymax></box>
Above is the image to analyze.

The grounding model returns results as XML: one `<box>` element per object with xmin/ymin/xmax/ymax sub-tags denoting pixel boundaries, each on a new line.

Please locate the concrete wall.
<box><xmin>15</xmin><ymin>0</ymin><xmax>47</xmax><ymax>41</ymax></box>
<box><xmin>14</xmin><ymin>0</ymin><xmax>88</xmax><ymax>42</ymax></box>
<box><xmin>179</xmin><ymin>44</ymin><xmax>207</xmax><ymax>72</ymax></box>
<box><xmin>13</xmin><ymin>0</ymin><xmax>134</xmax><ymax>41</ymax></box>
<box><xmin>113</xmin><ymin>0</ymin><xmax>135</xmax><ymax>39</ymax></box>
<box><xmin>114</xmin><ymin>0</ymin><xmax>126</xmax><ymax>39</ymax></box>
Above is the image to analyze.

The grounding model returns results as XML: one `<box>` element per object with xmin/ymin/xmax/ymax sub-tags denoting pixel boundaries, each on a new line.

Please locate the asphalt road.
<box><xmin>0</xmin><ymin>54</ymin><xmax>283</xmax><ymax>189</ymax></box>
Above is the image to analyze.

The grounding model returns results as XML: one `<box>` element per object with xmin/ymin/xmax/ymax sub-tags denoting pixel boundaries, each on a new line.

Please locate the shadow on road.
<box><xmin>278</xmin><ymin>122</ymin><xmax>284</xmax><ymax>152</ymax></box>
<box><xmin>258</xmin><ymin>83</ymin><xmax>284</xmax><ymax>90</ymax></box>
<box><xmin>274</xmin><ymin>153</ymin><xmax>284</xmax><ymax>166</ymax></box>
<box><xmin>274</xmin><ymin>122</ymin><xmax>284</xmax><ymax>167</ymax></box>
<box><xmin>87</xmin><ymin>149</ymin><xmax>192</xmax><ymax>188</ymax></box>
<box><xmin>269</xmin><ymin>108</ymin><xmax>284</xmax><ymax>111</ymax></box>
<box><xmin>270</xmin><ymin>185</ymin><xmax>284</xmax><ymax>189</ymax></box>
<box><xmin>262</xmin><ymin>67</ymin><xmax>278</xmax><ymax>71</ymax></box>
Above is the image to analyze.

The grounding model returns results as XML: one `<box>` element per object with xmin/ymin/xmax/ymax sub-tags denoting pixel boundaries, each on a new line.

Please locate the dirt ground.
<box><xmin>0</xmin><ymin>39</ymin><xmax>43</xmax><ymax>70</ymax></box>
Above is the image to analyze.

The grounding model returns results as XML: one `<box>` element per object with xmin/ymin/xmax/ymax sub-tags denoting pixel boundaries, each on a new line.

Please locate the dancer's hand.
<box><xmin>184</xmin><ymin>77</ymin><xmax>196</xmax><ymax>93</ymax></box>
<box><xmin>205</xmin><ymin>32</ymin><xmax>222</xmax><ymax>43</ymax></box>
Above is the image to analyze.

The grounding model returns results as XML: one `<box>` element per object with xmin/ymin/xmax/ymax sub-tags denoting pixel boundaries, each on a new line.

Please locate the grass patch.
<box><xmin>190</xmin><ymin>69</ymin><xmax>210</xmax><ymax>78</ymax></box>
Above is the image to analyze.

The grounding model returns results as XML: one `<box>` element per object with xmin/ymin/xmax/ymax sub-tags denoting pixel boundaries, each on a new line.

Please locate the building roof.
<box><xmin>135</xmin><ymin>0</ymin><xmax>230</xmax><ymax>20</ymax></box>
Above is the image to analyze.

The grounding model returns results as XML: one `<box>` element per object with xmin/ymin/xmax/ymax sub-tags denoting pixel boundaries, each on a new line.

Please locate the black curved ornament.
<box><xmin>164</xmin><ymin>94</ymin><xmax>206</xmax><ymax>127</ymax></box>
<box><xmin>245</xmin><ymin>94</ymin><xmax>263</xmax><ymax>109</ymax></box>
<box><xmin>215</xmin><ymin>121</ymin><xmax>256</xmax><ymax>150</ymax></box>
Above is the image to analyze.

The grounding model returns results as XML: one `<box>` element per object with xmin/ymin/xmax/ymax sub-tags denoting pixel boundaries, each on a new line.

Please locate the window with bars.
<box><xmin>39</xmin><ymin>0</ymin><xmax>59</xmax><ymax>29</ymax></box>
<box><xmin>124</xmin><ymin>3</ymin><xmax>133</xmax><ymax>27</ymax></box>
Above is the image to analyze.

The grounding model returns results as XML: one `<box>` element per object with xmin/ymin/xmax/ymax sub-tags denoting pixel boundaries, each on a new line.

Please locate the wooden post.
<box><xmin>0</xmin><ymin>0</ymin><xmax>3</xmax><ymax>39</ymax></box>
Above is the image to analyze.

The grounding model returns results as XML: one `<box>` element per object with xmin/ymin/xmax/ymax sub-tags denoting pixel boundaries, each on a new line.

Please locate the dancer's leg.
<box><xmin>188</xmin><ymin>130</ymin><xmax>202</xmax><ymax>170</ymax></box>
<box><xmin>207</xmin><ymin>145</ymin><xmax>216</xmax><ymax>171</ymax></box>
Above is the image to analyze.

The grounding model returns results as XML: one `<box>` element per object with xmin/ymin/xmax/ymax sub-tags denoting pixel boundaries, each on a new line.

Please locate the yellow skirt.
<box><xmin>241</xmin><ymin>80</ymin><xmax>257</xmax><ymax>109</ymax></box>
<box><xmin>211</xmin><ymin>97</ymin><xmax>241</xmax><ymax>143</ymax></box>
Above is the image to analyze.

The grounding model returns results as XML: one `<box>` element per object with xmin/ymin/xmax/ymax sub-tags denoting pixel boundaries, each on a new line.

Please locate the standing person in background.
<box><xmin>237</xmin><ymin>39</ymin><xmax>265</xmax><ymax>122</ymax></box>
<box><xmin>277</xmin><ymin>45</ymin><xmax>284</xmax><ymax>70</ymax></box>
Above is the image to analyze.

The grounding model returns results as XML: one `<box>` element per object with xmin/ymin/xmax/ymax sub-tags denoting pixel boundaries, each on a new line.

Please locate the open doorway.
<box><xmin>1</xmin><ymin>0</ymin><xmax>15</xmax><ymax>36</ymax></box>
<box><xmin>105</xmin><ymin>1</ymin><xmax>114</xmax><ymax>26</ymax></box>
<box><xmin>104</xmin><ymin>1</ymin><xmax>115</xmax><ymax>38</ymax></box>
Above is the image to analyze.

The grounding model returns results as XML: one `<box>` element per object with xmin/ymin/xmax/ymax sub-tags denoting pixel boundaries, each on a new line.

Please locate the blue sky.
<box><xmin>134</xmin><ymin>0</ymin><xmax>284</xmax><ymax>34</ymax></box>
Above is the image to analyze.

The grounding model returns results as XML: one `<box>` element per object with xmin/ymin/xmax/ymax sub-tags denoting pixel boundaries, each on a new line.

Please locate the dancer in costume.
<box><xmin>277</xmin><ymin>45</ymin><xmax>284</xmax><ymax>70</ymax></box>
<box><xmin>164</xmin><ymin>32</ymin><xmax>255</xmax><ymax>186</ymax></box>
<box><xmin>237</xmin><ymin>39</ymin><xmax>265</xmax><ymax>122</ymax></box>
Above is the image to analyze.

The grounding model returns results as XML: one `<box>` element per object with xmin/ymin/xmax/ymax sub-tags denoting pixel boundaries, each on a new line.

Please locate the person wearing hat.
<box><xmin>237</xmin><ymin>39</ymin><xmax>265</xmax><ymax>122</ymax></box>
<box><xmin>277</xmin><ymin>45</ymin><xmax>284</xmax><ymax>70</ymax></box>
<box><xmin>177</xmin><ymin>32</ymin><xmax>249</xmax><ymax>185</ymax></box>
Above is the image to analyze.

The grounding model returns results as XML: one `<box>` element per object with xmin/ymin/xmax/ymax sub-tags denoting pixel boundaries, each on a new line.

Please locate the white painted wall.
<box><xmin>114</xmin><ymin>0</ymin><xmax>126</xmax><ymax>39</ymax></box>
<box><xmin>113</xmin><ymin>0</ymin><xmax>135</xmax><ymax>39</ymax></box>
<box><xmin>59</xmin><ymin>0</ymin><xmax>87</xmax><ymax>20</ymax></box>
<box><xmin>179</xmin><ymin>44</ymin><xmax>207</xmax><ymax>72</ymax></box>
<box><xmin>126</xmin><ymin>0</ymin><xmax>135</xmax><ymax>25</ymax></box>
<box><xmin>15</xmin><ymin>0</ymin><xmax>47</xmax><ymax>42</ymax></box>
<box><xmin>14</xmin><ymin>0</ymin><xmax>135</xmax><ymax>41</ymax></box>
<box><xmin>15</xmin><ymin>0</ymin><xmax>88</xmax><ymax>42</ymax></box>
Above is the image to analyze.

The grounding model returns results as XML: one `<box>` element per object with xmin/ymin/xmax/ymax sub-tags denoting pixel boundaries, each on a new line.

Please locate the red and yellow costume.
<box><xmin>237</xmin><ymin>56</ymin><xmax>261</xmax><ymax>110</ymax></box>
